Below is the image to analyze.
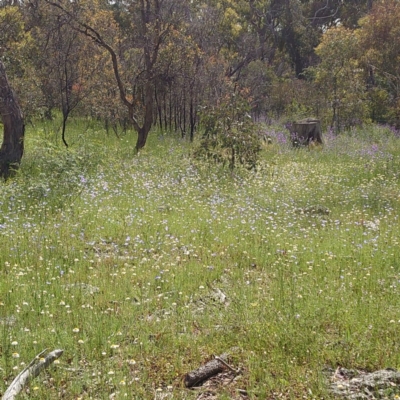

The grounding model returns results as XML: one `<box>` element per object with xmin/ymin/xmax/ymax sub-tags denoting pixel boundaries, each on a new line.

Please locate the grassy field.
<box><xmin>1</xmin><ymin>119</ymin><xmax>400</xmax><ymax>399</ymax></box>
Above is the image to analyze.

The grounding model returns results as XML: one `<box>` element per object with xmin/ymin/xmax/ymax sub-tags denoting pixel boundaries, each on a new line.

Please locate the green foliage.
<box><xmin>306</xmin><ymin>26</ymin><xmax>369</xmax><ymax>130</ymax></box>
<box><xmin>239</xmin><ymin>60</ymin><xmax>276</xmax><ymax>117</ymax></box>
<box><xmin>358</xmin><ymin>0</ymin><xmax>400</xmax><ymax>127</ymax></box>
<box><xmin>0</xmin><ymin>6</ymin><xmax>26</xmax><ymax>55</ymax></box>
<box><xmin>194</xmin><ymin>90</ymin><xmax>261</xmax><ymax>170</ymax></box>
<box><xmin>367</xmin><ymin>88</ymin><xmax>391</xmax><ymax>124</ymax></box>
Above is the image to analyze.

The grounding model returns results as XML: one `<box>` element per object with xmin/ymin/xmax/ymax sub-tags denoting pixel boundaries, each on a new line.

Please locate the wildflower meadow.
<box><xmin>1</xmin><ymin>120</ymin><xmax>400</xmax><ymax>399</ymax></box>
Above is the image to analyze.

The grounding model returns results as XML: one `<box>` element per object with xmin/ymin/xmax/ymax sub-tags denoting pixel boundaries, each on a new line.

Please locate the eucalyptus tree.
<box><xmin>308</xmin><ymin>25</ymin><xmax>367</xmax><ymax>130</ymax></box>
<box><xmin>305</xmin><ymin>0</ymin><xmax>373</xmax><ymax>28</ymax></box>
<box><xmin>45</xmin><ymin>0</ymin><xmax>188</xmax><ymax>151</ymax></box>
<box><xmin>358</xmin><ymin>0</ymin><xmax>400</xmax><ymax>126</ymax></box>
<box><xmin>24</xmin><ymin>1</ymin><xmax>103</xmax><ymax>146</ymax></box>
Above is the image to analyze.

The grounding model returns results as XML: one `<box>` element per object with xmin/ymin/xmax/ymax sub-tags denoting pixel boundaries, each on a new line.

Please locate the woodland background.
<box><xmin>1</xmin><ymin>0</ymin><xmax>400</xmax><ymax>148</ymax></box>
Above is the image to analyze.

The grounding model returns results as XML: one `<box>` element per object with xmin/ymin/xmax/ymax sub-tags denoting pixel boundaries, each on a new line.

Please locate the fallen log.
<box><xmin>2</xmin><ymin>349</ymin><xmax>63</xmax><ymax>400</ymax></box>
<box><xmin>184</xmin><ymin>352</ymin><xmax>239</xmax><ymax>388</ymax></box>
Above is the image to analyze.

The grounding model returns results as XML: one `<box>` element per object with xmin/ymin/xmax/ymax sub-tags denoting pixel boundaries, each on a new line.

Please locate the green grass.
<box><xmin>1</xmin><ymin>119</ymin><xmax>400</xmax><ymax>399</ymax></box>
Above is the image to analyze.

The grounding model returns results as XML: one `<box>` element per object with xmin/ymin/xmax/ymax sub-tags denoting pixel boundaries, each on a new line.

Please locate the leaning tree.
<box><xmin>45</xmin><ymin>0</ymin><xmax>187</xmax><ymax>152</ymax></box>
<box><xmin>0</xmin><ymin>60</ymin><xmax>24</xmax><ymax>179</ymax></box>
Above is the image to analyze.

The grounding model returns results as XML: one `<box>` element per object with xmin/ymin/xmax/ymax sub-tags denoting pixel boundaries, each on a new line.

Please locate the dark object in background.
<box><xmin>287</xmin><ymin>119</ymin><xmax>323</xmax><ymax>147</ymax></box>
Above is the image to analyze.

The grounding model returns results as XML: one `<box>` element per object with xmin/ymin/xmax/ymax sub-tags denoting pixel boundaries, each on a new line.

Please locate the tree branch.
<box><xmin>2</xmin><ymin>349</ymin><xmax>64</xmax><ymax>400</ymax></box>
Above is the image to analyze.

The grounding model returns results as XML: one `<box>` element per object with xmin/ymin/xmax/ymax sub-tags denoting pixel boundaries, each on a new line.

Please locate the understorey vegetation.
<box><xmin>1</xmin><ymin>120</ymin><xmax>400</xmax><ymax>399</ymax></box>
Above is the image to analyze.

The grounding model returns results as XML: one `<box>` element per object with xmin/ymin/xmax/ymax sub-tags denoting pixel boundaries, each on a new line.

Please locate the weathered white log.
<box><xmin>2</xmin><ymin>349</ymin><xmax>63</xmax><ymax>400</ymax></box>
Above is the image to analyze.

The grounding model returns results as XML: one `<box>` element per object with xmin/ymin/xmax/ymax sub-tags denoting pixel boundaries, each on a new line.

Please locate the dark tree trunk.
<box><xmin>135</xmin><ymin>82</ymin><xmax>153</xmax><ymax>152</ymax></box>
<box><xmin>189</xmin><ymin>98</ymin><xmax>196</xmax><ymax>141</ymax></box>
<box><xmin>155</xmin><ymin>86</ymin><xmax>162</xmax><ymax>129</ymax></box>
<box><xmin>163</xmin><ymin>91</ymin><xmax>167</xmax><ymax>131</ymax></box>
<box><xmin>61</xmin><ymin>107</ymin><xmax>69</xmax><ymax>148</ymax></box>
<box><xmin>182</xmin><ymin>92</ymin><xmax>186</xmax><ymax>138</ymax></box>
<box><xmin>0</xmin><ymin>61</ymin><xmax>25</xmax><ymax>180</ymax></box>
<box><xmin>136</xmin><ymin>127</ymin><xmax>149</xmax><ymax>150</ymax></box>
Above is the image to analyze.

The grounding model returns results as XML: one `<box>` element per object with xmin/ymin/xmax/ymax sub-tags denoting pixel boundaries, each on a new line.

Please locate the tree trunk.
<box><xmin>135</xmin><ymin>82</ymin><xmax>153</xmax><ymax>151</ymax></box>
<box><xmin>0</xmin><ymin>61</ymin><xmax>25</xmax><ymax>180</ymax></box>
<box><xmin>135</xmin><ymin>127</ymin><xmax>149</xmax><ymax>151</ymax></box>
<box><xmin>189</xmin><ymin>98</ymin><xmax>196</xmax><ymax>141</ymax></box>
<box><xmin>61</xmin><ymin>107</ymin><xmax>69</xmax><ymax>148</ymax></box>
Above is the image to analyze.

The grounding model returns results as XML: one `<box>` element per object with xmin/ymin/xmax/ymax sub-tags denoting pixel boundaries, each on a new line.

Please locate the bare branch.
<box><xmin>2</xmin><ymin>349</ymin><xmax>63</xmax><ymax>400</ymax></box>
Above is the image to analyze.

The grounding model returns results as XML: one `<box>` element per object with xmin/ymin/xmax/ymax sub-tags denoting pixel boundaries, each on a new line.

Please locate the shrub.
<box><xmin>194</xmin><ymin>90</ymin><xmax>261</xmax><ymax>170</ymax></box>
<box><xmin>18</xmin><ymin>137</ymin><xmax>105</xmax><ymax>210</ymax></box>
